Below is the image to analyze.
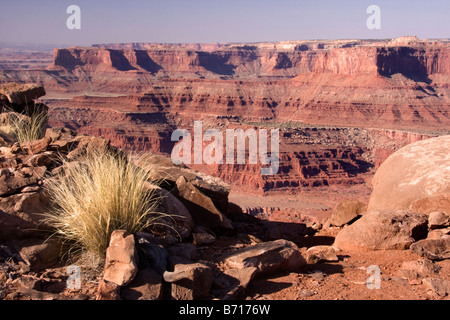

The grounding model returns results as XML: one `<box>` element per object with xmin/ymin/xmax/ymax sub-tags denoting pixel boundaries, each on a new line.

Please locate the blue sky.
<box><xmin>0</xmin><ymin>0</ymin><xmax>448</xmax><ymax>46</ymax></box>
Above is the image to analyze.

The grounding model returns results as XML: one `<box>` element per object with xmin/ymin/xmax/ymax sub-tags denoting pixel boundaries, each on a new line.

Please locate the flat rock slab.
<box><xmin>222</xmin><ymin>239</ymin><xmax>306</xmax><ymax>275</ymax></box>
<box><xmin>0</xmin><ymin>83</ymin><xmax>46</xmax><ymax>105</ymax></box>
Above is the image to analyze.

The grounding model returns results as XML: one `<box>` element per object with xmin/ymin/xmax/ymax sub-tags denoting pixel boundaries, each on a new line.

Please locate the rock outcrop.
<box><xmin>333</xmin><ymin>210</ymin><xmax>428</xmax><ymax>251</ymax></box>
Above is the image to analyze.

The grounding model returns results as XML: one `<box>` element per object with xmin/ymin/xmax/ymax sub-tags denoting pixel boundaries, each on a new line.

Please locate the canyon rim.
<box><xmin>0</xmin><ymin>1</ymin><xmax>450</xmax><ymax>306</ymax></box>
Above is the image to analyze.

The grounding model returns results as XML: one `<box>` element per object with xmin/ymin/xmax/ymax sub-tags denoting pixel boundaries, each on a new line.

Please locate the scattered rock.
<box><xmin>410</xmin><ymin>238</ymin><xmax>450</xmax><ymax>261</ymax></box>
<box><xmin>0</xmin><ymin>166</ymin><xmax>45</xmax><ymax>197</ymax></box>
<box><xmin>223</xmin><ymin>239</ymin><xmax>306</xmax><ymax>275</ymax></box>
<box><xmin>298</xmin><ymin>289</ymin><xmax>316</xmax><ymax>298</ymax></box>
<box><xmin>21</xmin><ymin>137</ymin><xmax>52</xmax><ymax>155</ymax></box>
<box><xmin>192</xmin><ymin>232</ymin><xmax>216</xmax><ymax>245</ymax></box>
<box><xmin>16</xmin><ymin>287</ymin><xmax>63</xmax><ymax>300</ymax></box>
<box><xmin>305</xmin><ymin>245</ymin><xmax>339</xmax><ymax>264</ymax></box>
<box><xmin>422</xmin><ymin>278</ymin><xmax>450</xmax><ymax>297</ymax></box>
<box><xmin>96</xmin><ymin>279</ymin><xmax>121</xmax><ymax>300</ymax></box>
<box><xmin>334</xmin><ymin>210</ymin><xmax>428</xmax><ymax>251</ymax></box>
<box><xmin>150</xmin><ymin>165</ymin><xmax>230</xmax><ymax>213</ymax></box>
<box><xmin>398</xmin><ymin>259</ymin><xmax>441</xmax><ymax>281</ymax></box>
<box><xmin>103</xmin><ymin>230</ymin><xmax>139</xmax><ymax>286</ymax></box>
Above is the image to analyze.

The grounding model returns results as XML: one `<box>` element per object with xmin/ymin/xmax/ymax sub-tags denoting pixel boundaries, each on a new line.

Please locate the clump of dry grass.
<box><xmin>44</xmin><ymin>149</ymin><xmax>167</xmax><ymax>257</ymax></box>
<box><xmin>6</xmin><ymin>106</ymin><xmax>48</xmax><ymax>144</ymax></box>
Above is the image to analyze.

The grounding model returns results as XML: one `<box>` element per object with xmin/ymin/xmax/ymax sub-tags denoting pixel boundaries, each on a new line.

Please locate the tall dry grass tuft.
<box><xmin>44</xmin><ymin>148</ymin><xmax>167</xmax><ymax>257</ymax></box>
<box><xmin>6</xmin><ymin>105</ymin><xmax>48</xmax><ymax>144</ymax></box>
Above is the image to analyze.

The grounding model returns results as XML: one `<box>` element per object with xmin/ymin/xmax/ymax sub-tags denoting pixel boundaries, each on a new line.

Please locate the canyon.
<box><xmin>0</xmin><ymin>37</ymin><xmax>449</xmax><ymax>221</ymax></box>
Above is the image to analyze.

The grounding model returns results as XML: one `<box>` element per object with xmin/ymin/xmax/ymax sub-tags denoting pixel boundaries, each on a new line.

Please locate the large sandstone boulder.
<box><xmin>334</xmin><ymin>210</ymin><xmax>428</xmax><ymax>251</ymax></box>
<box><xmin>367</xmin><ymin>135</ymin><xmax>450</xmax><ymax>212</ymax></box>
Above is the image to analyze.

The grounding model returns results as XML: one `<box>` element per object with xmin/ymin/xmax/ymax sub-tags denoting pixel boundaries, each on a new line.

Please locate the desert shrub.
<box><xmin>6</xmin><ymin>106</ymin><xmax>48</xmax><ymax>144</ymax></box>
<box><xmin>44</xmin><ymin>149</ymin><xmax>167</xmax><ymax>256</ymax></box>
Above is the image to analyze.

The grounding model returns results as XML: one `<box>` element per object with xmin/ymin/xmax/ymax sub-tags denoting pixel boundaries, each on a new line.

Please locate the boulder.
<box><xmin>410</xmin><ymin>238</ymin><xmax>450</xmax><ymax>260</ymax></box>
<box><xmin>305</xmin><ymin>245</ymin><xmax>339</xmax><ymax>264</ymax></box>
<box><xmin>410</xmin><ymin>194</ymin><xmax>450</xmax><ymax>216</ymax></box>
<box><xmin>163</xmin><ymin>262</ymin><xmax>213</xmax><ymax>300</ymax></box>
<box><xmin>174</xmin><ymin>176</ymin><xmax>233</xmax><ymax>230</ymax></box>
<box><xmin>427</xmin><ymin>227</ymin><xmax>450</xmax><ymax>240</ymax></box>
<box><xmin>368</xmin><ymin>135</ymin><xmax>450</xmax><ymax>212</ymax></box>
<box><xmin>192</xmin><ymin>232</ymin><xmax>216</xmax><ymax>245</ymax></box>
<box><xmin>150</xmin><ymin>164</ymin><xmax>230</xmax><ymax>212</ymax></box>
<box><xmin>96</xmin><ymin>279</ymin><xmax>121</xmax><ymax>300</ymax></box>
<box><xmin>223</xmin><ymin>239</ymin><xmax>306</xmax><ymax>275</ymax></box>
<box><xmin>121</xmin><ymin>268</ymin><xmax>164</xmax><ymax>300</ymax></box>
<box><xmin>422</xmin><ymin>278</ymin><xmax>450</xmax><ymax>297</ymax></box>
<box><xmin>397</xmin><ymin>259</ymin><xmax>441</xmax><ymax>282</ymax></box>
<box><xmin>145</xmin><ymin>183</ymin><xmax>195</xmax><ymax>232</ymax></box>
<box><xmin>135</xmin><ymin>232</ymin><xmax>168</xmax><ymax>275</ymax></box>
<box><xmin>103</xmin><ymin>230</ymin><xmax>139</xmax><ymax>286</ymax></box>
<box><xmin>15</xmin><ymin>237</ymin><xmax>62</xmax><ymax>271</ymax></box>
<box><xmin>428</xmin><ymin>211</ymin><xmax>450</xmax><ymax>230</ymax></box>
<box><xmin>325</xmin><ymin>199</ymin><xmax>366</xmax><ymax>227</ymax></box>
<box><xmin>212</xmin><ymin>267</ymin><xmax>258</xmax><ymax>299</ymax></box>
<box><xmin>66</xmin><ymin>135</ymin><xmax>111</xmax><ymax>160</ymax></box>
<box><xmin>334</xmin><ymin>210</ymin><xmax>428</xmax><ymax>251</ymax></box>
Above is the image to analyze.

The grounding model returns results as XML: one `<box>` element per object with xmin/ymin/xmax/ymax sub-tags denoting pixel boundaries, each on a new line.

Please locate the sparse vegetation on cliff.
<box><xmin>44</xmin><ymin>149</ymin><xmax>166</xmax><ymax>257</ymax></box>
<box><xmin>6</xmin><ymin>106</ymin><xmax>48</xmax><ymax>144</ymax></box>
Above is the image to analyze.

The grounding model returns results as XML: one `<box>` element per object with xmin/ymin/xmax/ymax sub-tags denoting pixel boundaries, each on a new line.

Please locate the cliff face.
<box><xmin>2</xmin><ymin>39</ymin><xmax>449</xmax><ymax>193</ymax></box>
<box><xmin>48</xmin><ymin>42</ymin><xmax>450</xmax><ymax>79</ymax></box>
